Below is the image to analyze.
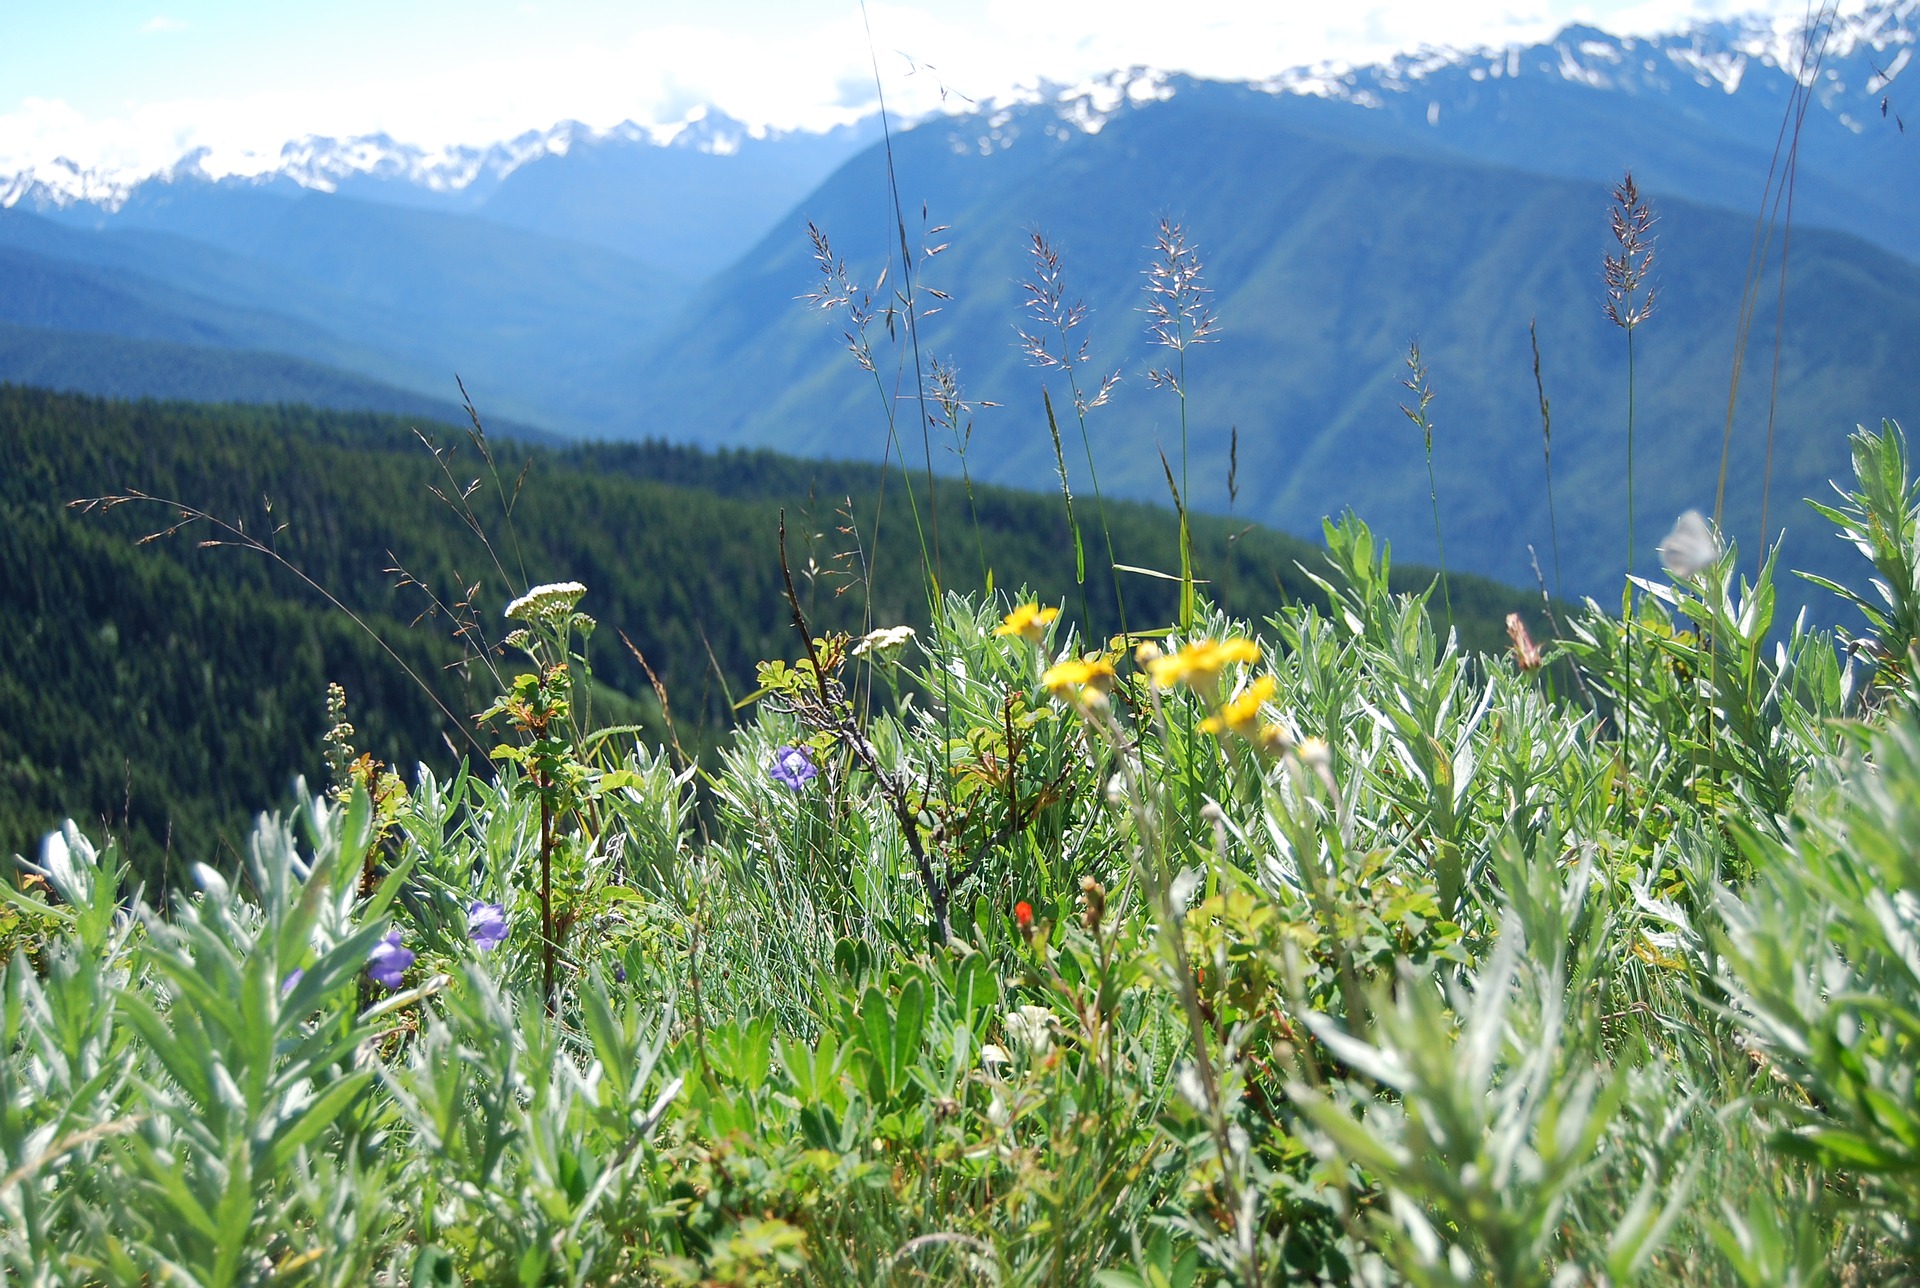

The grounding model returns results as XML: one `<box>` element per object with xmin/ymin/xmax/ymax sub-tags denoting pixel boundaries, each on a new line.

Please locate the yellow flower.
<box><xmin>1148</xmin><ymin>637</ymin><xmax>1260</xmax><ymax>694</ymax></box>
<box><xmin>1042</xmin><ymin>657</ymin><xmax>1117</xmax><ymax>707</ymax></box>
<box><xmin>1200</xmin><ymin>676</ymin><xmax>1275</xmax><ymax>737</ymax></box>
<box><xmin>996</xmin><ymin>603</ymin><xmax>1059</xmax><ymax>644</ymax></box>
<box><xmin>1200</xmin><ymin>676</ymin><xmax>1294</xmax><ymax>756</ymax></box>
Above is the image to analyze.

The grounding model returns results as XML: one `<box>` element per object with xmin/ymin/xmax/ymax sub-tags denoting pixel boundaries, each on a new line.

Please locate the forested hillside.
<box><xmin>2</xmin><ymin>385</ymin><xmax>1522</xmax><ymax>885</ymax></box>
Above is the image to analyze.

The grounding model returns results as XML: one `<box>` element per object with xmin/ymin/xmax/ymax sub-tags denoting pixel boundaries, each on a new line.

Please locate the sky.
<box><xmin>0</xmin><ymin>0</ymin><xmax>1808</xmax><ymax>179</ymax></box>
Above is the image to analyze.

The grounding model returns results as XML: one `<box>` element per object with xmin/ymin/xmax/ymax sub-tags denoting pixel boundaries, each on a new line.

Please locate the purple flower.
<box><xmin>366</xmin><ymin>930</ymin><xmax>414</xmax><ymax>990</ymax></box>
<box><xmin>280</xmin><ymin>968</ymin><xmax>304</xmax><ymax>998</ymax></box>
<box><xmin>769</xmin><ymin>745</ymin><xmax>817</xmax><ymax>790</ymax></box>
<box><xmin>468</xmin><ymin>901</ymin><xmax>509</xmax><ymax>952</ymax></box>
<box><xmin>613</xmin><ymin>963</ymin><xmax>627</xmax><ymax>985</ymax></box>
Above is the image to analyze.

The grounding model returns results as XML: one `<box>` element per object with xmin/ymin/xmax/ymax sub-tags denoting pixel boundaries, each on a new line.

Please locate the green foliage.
<box><xmin>1802</xmin><ymin>419</ymin><xmax>1920</xmax><ymax>704</ymax></box>
<box><xmin>1719</xmin><ymin>714</ymin><xmax>1920</xmax><ymax>1249</ymax></box>
<box><xmin>10</xmin><ymin>423</ymin><xmax>1915</xmax><ymax>1283</ymax></box>
<box><xmin>1</xmin><ymin>383</ymin><xmax>1518</xmax><ymax>889</ymax></box>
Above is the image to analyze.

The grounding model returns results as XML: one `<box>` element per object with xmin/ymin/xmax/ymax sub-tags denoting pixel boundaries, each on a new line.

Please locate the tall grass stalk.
<box><xmin>859</xmin><ymin>0</ymin><xmax>944</xmax><ymax>611</ymax></box>
<box><xmin>1400</xmin><ymin>339</ymin><xmax>1453</xmax><ymax>630</ymax></box>
<box><xmin>1020</xmin><ymin>231</ymin><xmax>1129</xmax><ymax>638</ymax></box>
<box><xmin>1041</xmin><ymin>388</ymin><xmax>1095</xmax><ymax>631</ymax></box>
<box><xmin>929</xmin><ymin>355</ymin><xmax>993</xmax><ymax>591</ymax></box>
<box><xmin>1530</xmin><ymin>318</ymin><xmax>1565</xmax><ymax>602</ymax></box>
<box><xmin>1605</xmin><ymin>171</ymin><xmax>1658</xmax><ymax>773</ymax></box>
<box><xmin>803</xmin><ymin>221</ymin><xmax>936</xmax><ymax>616</ymax></box>
<box><xmin>1143</xmin><ymin>220</ymin><xmax>1218</xmax><ymax>632</ymax></box>
<box><xmin>1714</xmin><ymin>1</ymin><xmax>1839</xmax><ymax>550</ymax></box>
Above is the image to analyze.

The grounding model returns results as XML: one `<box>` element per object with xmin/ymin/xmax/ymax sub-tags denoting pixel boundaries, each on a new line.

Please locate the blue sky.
<box><xmin>0</xmin><ymin>0</ymin><xmax>1798</xmax><ymax>177</ymax></box>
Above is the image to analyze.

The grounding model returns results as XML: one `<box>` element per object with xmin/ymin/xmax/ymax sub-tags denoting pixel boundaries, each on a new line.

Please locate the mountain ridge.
<box><xmin>612</xmin><ymin>85</ymin><xmax>1920</xmax><ymax>613</ymax></box>
<box><xmin>5</xmin><ymin>3</ymin><xmax>1909</xmax><ymax>243</ymax></box>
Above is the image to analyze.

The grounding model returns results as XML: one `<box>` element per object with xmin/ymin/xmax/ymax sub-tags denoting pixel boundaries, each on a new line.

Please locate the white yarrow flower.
<box><xmin>505</xmin><ymin>581</ymin><xmax>587</xmax><ymax>622</ymax></box>
<box><xmin>1004</xmin><ymin>1005</ymin><xmax>1056</xmax><ymax>1059</ymax></box>
<box><xmin>851</xmin><ymin>625</ymin><xmax>917</xmax><ymax>657</ymax></box>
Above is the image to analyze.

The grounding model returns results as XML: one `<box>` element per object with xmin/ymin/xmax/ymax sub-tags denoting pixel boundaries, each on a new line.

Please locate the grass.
<box><xmin>6</xmin><ymin>407</ymin><xmax>1918</xmax><ymax>1281</ymax></box>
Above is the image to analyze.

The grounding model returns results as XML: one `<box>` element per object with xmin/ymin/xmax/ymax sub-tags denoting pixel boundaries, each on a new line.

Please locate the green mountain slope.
<box><xmin>616</xmin><ymin>93</ymin><xmax>1920</xmax><ymax>608</ymax></box>
<box><xmin>2</xmin><ymin>385</ymin><xmax>1523</xmax><ymax>886</ymax></box>
<box><xmin>0</xmin><ymin>323</ymin><xmax>554</xmax><ymax>434</ymax></box>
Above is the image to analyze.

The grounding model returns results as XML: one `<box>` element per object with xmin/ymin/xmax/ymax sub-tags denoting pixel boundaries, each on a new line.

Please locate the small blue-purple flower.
<box><xmin>280</xmin><ymin>968</ymin><xmax>304</xmax><ymax>998</ymax></box>
<box><xmin>366</xmin><ymin>930</ymin><xmax>414</xmax><ymax>990</ymax></box>
<box><xmin>769</xmin><ymin>745</ymin><xmax>817</xmax><ymax>790</ymax></box>
<box><xmin>468</xmin><ymin>901</ymin><xmax>509</xmax><ymax>952</ymax></box>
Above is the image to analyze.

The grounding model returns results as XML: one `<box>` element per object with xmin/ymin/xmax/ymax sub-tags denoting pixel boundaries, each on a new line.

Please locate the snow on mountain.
<box><xmin>931</xmin><ymin>0</ymin><xmax>1914</xmax><ymax>155</ymax></box>
<box><xmin>2</xmin><ymin>2</ymin><xmax>1913</xmax><ymax>214</ymax></box>
<box><xmin>1248</xmin><ymin>0</ymin><xmax>1915</xmax><ymax>117</ymax></box>
<box><xmin>0</xmin><ymin>106</ymin><xmax>815</xmax><ymax>214</ymax></box>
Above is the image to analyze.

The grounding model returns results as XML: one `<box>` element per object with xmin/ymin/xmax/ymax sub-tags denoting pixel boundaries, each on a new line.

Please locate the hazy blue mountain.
<box><xmin>469</xmin><ymin>113</ymin><xmax>883</xmax><ymax>274</ymax></box>
<box><xmin>614</xmin><ymin>84</ymin><xmax>1920</xmax><ymax>615</ymax></box>
<box><xmin>13</xmin><ymin>110</ymin><xmax>879</xmax><ymax>281</ymax></box>
<box><xmin>0</xmin><ymin>193</ymin><xmax>691</xmax><ymax>432</ymax></box>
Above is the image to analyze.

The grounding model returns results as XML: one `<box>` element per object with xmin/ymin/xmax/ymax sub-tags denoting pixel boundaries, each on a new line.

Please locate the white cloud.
<box><xmin>140</xmin><ymin>15</ymin><xmax>188</xmax><ymax>34</ymax></box>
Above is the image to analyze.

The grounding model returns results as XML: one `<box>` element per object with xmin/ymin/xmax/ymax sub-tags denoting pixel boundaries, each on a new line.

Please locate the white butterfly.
<box><xmin>1658</xmin><ymin>510</ymin><xmax>1723</xmax><ymax>577</ymax></box>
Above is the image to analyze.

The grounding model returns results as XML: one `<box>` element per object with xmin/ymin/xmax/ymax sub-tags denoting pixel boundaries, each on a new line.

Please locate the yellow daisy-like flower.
<box><xmin>995</xmin><ymin>602</ymin><xmax>1060</xmax><ymax>644</ymax></box>
<box><xmin>1042</xmin><ymin>657</ymin><xmax>1117</xmax><ymax>707</ymax></box>
<box><xmin>1148</xmin><ymin>637</ymin><xmax>1261</xmax><ymax>693</ymax></box>
<box><xmin>1201</xmin><ymin>676</ymin><xmax>1294</xmax><ymax>756</ymax></box>
<box><xmin>1200</xmin><ymin>675</ymin><xmax>1275</xmax><ymax>737</ymax></box>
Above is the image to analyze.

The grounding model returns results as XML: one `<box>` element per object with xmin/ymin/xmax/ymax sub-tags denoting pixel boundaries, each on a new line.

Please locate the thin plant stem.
<box><xmin>1399</xmin><ymin>340</ymin><xmax>1452</xmax><ymax>630</ymax></box>
<box><xmin>1605</xmin><ymin>170</ymin><xmax>1657</xmax><ymax>779</ymax></box>
<box><xmin>539</xmin><ymin>791</ymin><xmax>555</xmax><ymax>1012</ymax></box>
<box><xmin>1143</xmin><ymin>221</ymin><xmax>1216</xmax><ymax>632</ymax></box>
<box><xmin>1019</xmin><ymin>230</ymin><xmax>1129</xmax><ymax>637</ymax></box>
<box><xmin>1624</xmin><ymin>327</ymin><xmax>1638</xmax><ymax>774</ymax></box>
<box><xmin>1426</xmin><ymin>450</ymin><xmax>1453</xmax><ymax>630</ymax></box>
<box><xmin>859</xmin><ymin>0</ymin><xmax>941</xmax><ymax>616</ymax></box>
<box><xmin>1529</xmin><ymin>318</ymin><xmax>1564</xmax><ymax>602</ymax></box>
<box><xmin>1070</xmin><ymin>386</ymin><xmax>1129</xmax><ymax>639</ymax></box>
<box><xmin>1043</xmin><ymin>387</ymin><xmax>1095</xmax><ymax>634</ymax></box>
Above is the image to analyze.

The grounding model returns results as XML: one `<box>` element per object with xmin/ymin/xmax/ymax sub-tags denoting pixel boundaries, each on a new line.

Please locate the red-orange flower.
<box><xmin>1014</xmin><ymin>901</ymin><xmax>1035</xmax><ymax>933</ymax></box>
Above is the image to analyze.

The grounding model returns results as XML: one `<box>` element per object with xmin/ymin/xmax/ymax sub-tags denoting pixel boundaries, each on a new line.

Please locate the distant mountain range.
<box><xmin>2</xmin><ymin>109</ymin><xmax>882</xmax><ymax>276</ymax></box>
<box><xmin>1</xmin><ymin>2</ymin><xmax>1914</xmax><ymax>608</ymax></box>
<box><xmin>620</xmin><ymin>78</ymin><xmax>1920</xmax><ymax>607</ymax></box>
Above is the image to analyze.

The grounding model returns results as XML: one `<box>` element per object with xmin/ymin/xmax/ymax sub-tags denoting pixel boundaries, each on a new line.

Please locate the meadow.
<box><xmin>4</xmin><ymin>167</ymin><xmax>1920</xmax><ymax>1287</ymax></box>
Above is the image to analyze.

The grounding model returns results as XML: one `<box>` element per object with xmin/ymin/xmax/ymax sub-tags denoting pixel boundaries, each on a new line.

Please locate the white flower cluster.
<box><xmin>505</xmin><ymin>581</ymin><xmax>587</xmax><ymax>623</ymax></box>
<box><xmin>851</xmin><ymin>624</ymin><xmax>917</xmax><ymax>657</ymax></box>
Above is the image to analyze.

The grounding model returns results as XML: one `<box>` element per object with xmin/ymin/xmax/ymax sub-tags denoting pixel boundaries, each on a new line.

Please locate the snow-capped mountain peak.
<box><xmin>0</xmin><ymin>108</ymin><xmax>799</xmax><ymax>213</ymax></box>
<box><xmin>3</xmin><ymin>1</ymin><xmax>1913</xmax><ymax>214</ymax></box>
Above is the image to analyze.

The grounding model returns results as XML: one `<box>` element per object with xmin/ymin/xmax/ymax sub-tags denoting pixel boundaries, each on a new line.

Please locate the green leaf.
<box><xmin>412</xmin><ymin>1246</ymin><xmax>458</xmax><ymax>1288</ymax></box>
<box><xmin>262</xmin><ymin>1070</ymin><xmax>375</xmax><ymax>1175</ymax></box>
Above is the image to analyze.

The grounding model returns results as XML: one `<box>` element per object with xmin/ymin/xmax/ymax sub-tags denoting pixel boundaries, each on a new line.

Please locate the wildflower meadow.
<box><xmin>6</xmin><ymin>165</ymin><xmax>1920</xmax><ymax>1287</ymax></box>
